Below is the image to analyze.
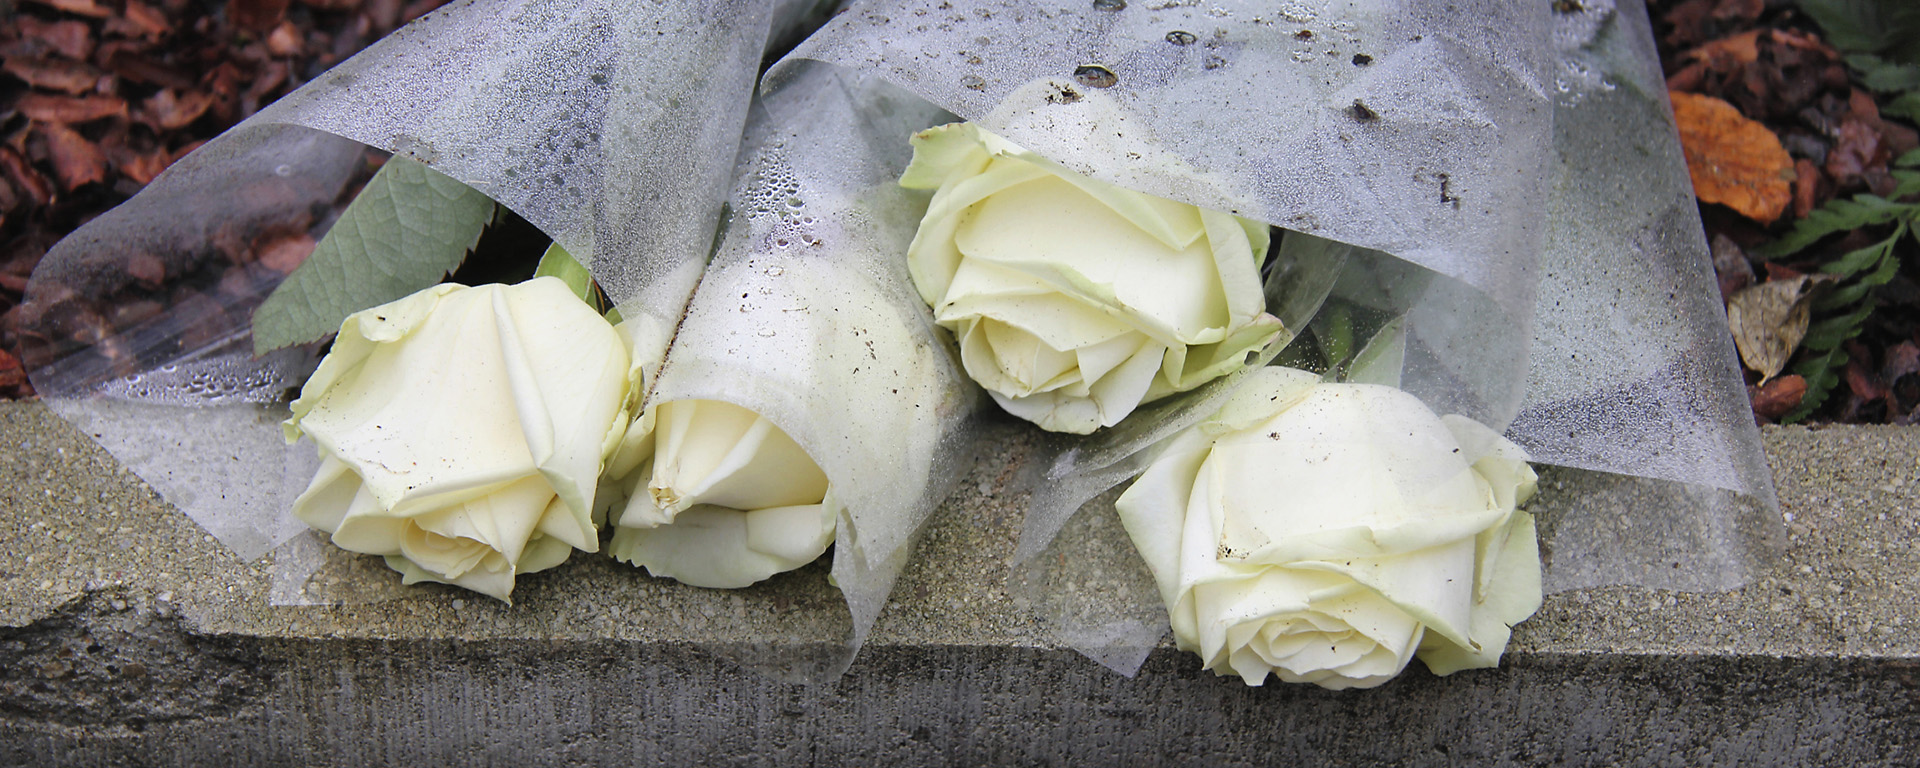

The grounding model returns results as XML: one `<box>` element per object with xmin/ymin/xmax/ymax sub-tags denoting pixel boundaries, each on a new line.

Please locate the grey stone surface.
<box><xmin>3</xmin><ymin>400</ymin><xmax>1918</xmax><ymax>765</ymax></box>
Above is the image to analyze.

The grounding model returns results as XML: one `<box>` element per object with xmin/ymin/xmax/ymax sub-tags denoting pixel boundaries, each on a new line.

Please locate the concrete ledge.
<box><xmin>3</xmin><ymin>401</ymin><xmax>1918</xmax><ymax>765</ymax></box>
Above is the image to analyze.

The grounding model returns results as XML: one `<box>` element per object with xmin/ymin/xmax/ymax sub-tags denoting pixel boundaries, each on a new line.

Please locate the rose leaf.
<box><xmin>251</xmin><ymin>156</ymin><xmax>495</xmax><ymax>353</ymax></box>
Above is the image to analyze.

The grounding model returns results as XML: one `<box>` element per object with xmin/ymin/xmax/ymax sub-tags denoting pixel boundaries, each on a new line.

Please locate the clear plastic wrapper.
<box><xmin>22</xmin><ymin>0</ymin><xmax>803</xmax><ymax>562</ymax></box>
<box><xmin>1507</xmin><ymin>0</ymin><xmax>1782</xmax><ymax>590</ymax></box>
<box><xmin>781</xmin><ymin>0</ymin><xmax>1562</xmax><ymax>555</ymax></box>
<box><xmin>635</xmin><ymin>62</ymin><xmax>984</xmax><ymax>679</ymax></box>
<box><xmin>776</xmin><ymin>0</ymin><xmax>1782</xmax><ymax>674</ymax></box>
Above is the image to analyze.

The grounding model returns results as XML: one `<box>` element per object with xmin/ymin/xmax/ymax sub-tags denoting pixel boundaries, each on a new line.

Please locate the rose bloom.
<box><xmin>603</xmin><ymin>398</ymin><xmax>837</xmax><ymax>589</ymax></box>
<box><xmin>285</xmin><ymin>277</ymin><xmax>637</xmax><ymax>602</ymax></box>
<box><xmin>1115</xmin><ymin>367</ymin><xmax>1542</xmax><ymax>689</ymax></box>
<box><xmin>900</xmin><ymin>123</ymin><xmax>1282</xmax><ymax>434</ymax></box>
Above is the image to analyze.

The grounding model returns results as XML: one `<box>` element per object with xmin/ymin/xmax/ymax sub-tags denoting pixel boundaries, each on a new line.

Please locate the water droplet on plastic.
<box><xmin>1073</xmin><ymin>65</ymin><xmax>1118</xmax><ymax>89</ymax></box>
<box><xmin>1165</xmin><ymin>30</ymin><xmax>1196</xmax><ymax>46</ymax></box>
<box><xmin>1092</xmin><ymin>0</ymin><xmax>1125</xmax><ymax>9</ymax></box>
<box><xmin>391</xmin><ymin>133</ymin><xmax>438</xmax><ymax>163</ymax></box>
<box><xmin>774</xmin><ymin>238</ymin><xmax>790</xmax><ymax>248</ymax></box>
<box><xmin>786</xmin><ymin>196</ymin><xmax>804</xmax><ymax>209</ymax></box>
<box><xmin>757</xmin><ymin>328</ymin><xmax>777</xmax><ymax>337</ymax></box>
<box><xmin>1291</xmin><ymin>50</ymin><xmax>1315</xmax><ymax>62</ymax></box>
<box><xmin>273</xmin><ymin>164</ymin><xmax>293</xmax><ymax>177</ymax></box>
<box><xmin>961</xmin><ymin>74</ymin><xmax>986</xmax><ymax>91</ymax></box>
<box><xmin>800</xmin><ymin>216</ymin><xmax>815</xmax><ymax>225</ymax></box>
<box><xmin>800</xmin><ymin>233</ymin><xmax>818</xmax><ymax>246</ymax></box>
<box><xmin>765</xmin><ymin>266</ymin><xmax>785</xmax><ymax>277</ymax></box>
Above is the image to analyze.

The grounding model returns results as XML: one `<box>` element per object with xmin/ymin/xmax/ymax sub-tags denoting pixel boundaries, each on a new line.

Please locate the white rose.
<box><xmin>604</xmin><ymin>398</ymin><xmax>838</xmax><ymax>589</ymax></box>
<box><xmin>1114</xmin><ymin>366</ymin><xmax>1542</xmax><ymax>689</ymax></box>
<box><xmin>284</xmin><ymin>277</ymin><xmax>638</xmax><ymax>602</ymax></box>
<box><xmin>900</xmin><ymin>122</ymin><xmax>1283</xmax><ymax>434</ymax></box>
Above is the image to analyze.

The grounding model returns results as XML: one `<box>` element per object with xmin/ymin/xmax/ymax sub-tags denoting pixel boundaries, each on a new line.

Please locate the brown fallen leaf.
<box><xmin>21</xmin><ymin>0</ymin><xmax>114</xmax><ymax>18</ymax></box>
<box><xmin>1684</xmin><ymin>29</ymin><xmax>1762</xmax><ymax>67</ymax></box>
<box><xmin>1749</xmin><ymin>374</ymin><xmax>1807</xmax><ymax>421</ymax></box>
<box><xmin>255</xmin><ymin>233</ymin><xmax>316</xmax><ymax>275</ymax></box>
<box><xmin>0</xmin><ymin>147</ymin><xmax>55</xmax><ymax>209</ymax></box>
<box><xmin>1711</xmin><ymin>0</ymin><xmax>1763</xmax><ymax>22</ymax></box>
<box><xmin>1671</xmin><ymin>91</ymin><xmax>1794</xmax><ymax>224</ymax></box>
<box><xmin>140</xmin><ymin>89</ymin><xmax>216</xmax><ymax>131</ymax></box>
<box><xmin>126</xmin><ymin>253</ymin><xmax>167</xmax><ymax>288</ymax></box>
<box><xmin>266</xmin><ymin>22</ymin><xmax>306</xmax><ymax>57</ymax></box>
<box><xmin>4</xmin><ymin>17</ymin><xmax>95</xmax><ymax>61</ymax></box>
<box><xmin>0</xmin><ymin>347</ymin><xmax>26</xmax><ymax>390</ymax></box>
<box><xmin>229</xmin><ymin>0</ymin><xmax>294</xmax><ymax>33</ymax></box>
<box><xmin>1711</xmin><ymin>233</ymin><xmax>1755</xmax><ymax>301</ymax></box>
<box><xmin>1887</xmin><ymin>341</ymin><xmax>1920</xmax><ymax>385</ymax></box>
<box><xmin>17</xmin><ymin>94</ymin><xmax>128</xmax><ymax>124</ymax></box>
<box><xmin>1727</xmin><ymin>275</ymin><xmax>1825</xmax><ymax>382</ymax></box>
<box><xmin>118</xmin><ymin>0</ymin><xmax>174</xmax><ymax>40</ymax></box>
<box><xmin>1844</xmin><ymin>350</ymin><xmax>1887</xmax><ymax>404</ymax></box>
<box><xmin>101</xmin><ymin>49</ymin><xmax>199</xmax><ymax>91</ymax></box>
<box><xmin>115</xmin><ymin>149</ymin><xmax>174</xmax><ymax>186</ymax></box>
<box><xmin>1826</xmin><ymin>118</ymin><xmax>1888</xmax><ymax>189</ymax></box>
<box><xmin>34</xmin><ymin>123</ymin><xmax>108</xmax><ymax>191</ymax></box>
<box><xmin>1792</xmin><ymin>157</ymin><xmax>1825</xmax><ymax>219</ymax></box>
<box><xmin>2</xmin><ymin>58</ymin><xmax>108</xmax><ymax>94</ymax></box>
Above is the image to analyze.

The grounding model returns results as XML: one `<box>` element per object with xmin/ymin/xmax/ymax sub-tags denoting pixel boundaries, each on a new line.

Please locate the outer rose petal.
<box><xmin>606</xmin><ymin>399</ymin><xmax>839</xmax><ymax>588</ymax></box>
<box><xmin>285</xmin><ymin>277</ymin><xmax>632</xmax><ymax>602</ymax></box>
<box><xmin>1113</xmin><ymin>367</ymin><xmax>1543</xmax><ymax>688</ymax></box>
<box><xmin>903</xmin><ymin>123</ymin><xmax>1280</xmax><ymax>433</ymax></box>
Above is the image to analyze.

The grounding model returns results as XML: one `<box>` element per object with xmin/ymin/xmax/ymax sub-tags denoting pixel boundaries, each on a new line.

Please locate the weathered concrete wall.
<box><xmin>3</xmin><ymin>402</ymin><xmax>1917</xmax><ymax>765</ymax></box>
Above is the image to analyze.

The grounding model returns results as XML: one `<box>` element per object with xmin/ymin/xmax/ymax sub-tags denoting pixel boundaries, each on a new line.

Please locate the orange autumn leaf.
<box><xmin>1671</xmin><ymin>91</ymin><xmax>1794</xmax><ymax>224</ymax></box>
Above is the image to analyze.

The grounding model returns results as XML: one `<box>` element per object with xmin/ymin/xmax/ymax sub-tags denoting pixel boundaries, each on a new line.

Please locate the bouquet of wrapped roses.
<box><xmin>20</xmin><ymin>0</ymin><xmax>1781</xmax><ymax>687</ymax></box>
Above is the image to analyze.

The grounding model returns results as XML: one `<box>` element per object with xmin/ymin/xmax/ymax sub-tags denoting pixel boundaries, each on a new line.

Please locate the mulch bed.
<box><xmin>1654</xmin><ymin>0</ymin><xmax>1920</xmax><ymax>425</ymax></box>
<box><xmin>0</xmin><ymin>0</ymin><xmax>444</xmax><ymax>398</ymax></box>
<box><xmin>2</xmin><ymin>0</ymin><xmax>1916</xmax><ymax>424</ymax></box>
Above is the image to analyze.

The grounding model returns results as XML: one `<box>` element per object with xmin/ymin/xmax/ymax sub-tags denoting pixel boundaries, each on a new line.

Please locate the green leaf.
<box><xmin>1892</xmin><ymin>170</ymin><xmax>1920</xmax><ymax>196</ymax></box>
<box><xmin>1887</xmin><ymin>93</ymin><xmax>1920</xmax><ymax>123</ymax></box>
<box><xmin>1803</xmin><ymin>1</ymin><xmax>1920</xmax><ymax>62</ymax></box>
<box><xmin>1897</xmin><ymin>146</ymin><xmax>1920</xmax><ymax>169</ymax></box>
<box><xmin>1814</xmin><ymin>279</ymin><xmax>1872</xmax><ymax>310</ymax></box>
<box><xmin>1764</xmin><ymin>204</ymin><xmax>1875</xmax><ymax>257</ymax></box>
<box><xmin>1818</xmin><ymin>239</ymin><xmax>1893</xmax><ymax>277</ymax></box>
<box><xmin>1783</xmin><ymin>347</ymin><xmax>1847</xmax><ymax>423</ymax></box>
<box><xmin>252</xmin><ymin>157</ymin><xmax>497</xmax><ymax>353</ymax></box>
<box><xmin>1861</xmin><ymin>239</ymin><xmax>1905</xmax><ymax>286</ymax></box>
<box><xmin>533</xmin><ymin>243</ymin><xmax>596</xmax><ymax>306</ymax></box>
<box><xmin>1801</xmin><ymin>303</ymin><xmax>1874</xmax><ymax>349</ymax></box>
<box><xmin>1847</xmin><ymin>52</ymin><xmax>1920</xmax><ymax>89</ymax></box>
<box><xmin>1316</xmin><ymin>304</ymin><xmax>1355</xmax><ymax>373</ymax></box>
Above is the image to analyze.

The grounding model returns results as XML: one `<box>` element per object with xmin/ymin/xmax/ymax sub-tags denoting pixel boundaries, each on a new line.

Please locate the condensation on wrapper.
<box><xmin>768</xmin><ymin>0</ymin><xmax>1789</xmax><ymax>674</ymax></box>
<box><xmin>781</xmin><ymin>0</ymin><xmax>1555</xmax><ymax>319</ymax></box>
<box><xmin>639</xmin><ymin>63</ymin><xmax>984</xmax><ymax>681</ymax></box>
<box><xmin>21</xmin><ymin>0</ymin><xmax>811</xmax><ymax>567</ymax></box>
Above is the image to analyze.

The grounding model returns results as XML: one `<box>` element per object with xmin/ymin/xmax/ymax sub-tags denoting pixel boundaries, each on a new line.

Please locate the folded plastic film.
<box><xmin>1508</xmin><ymin>0</ymin><xmax>1783</xmax><ymax>589</ymax></box>
<box><xmin>873</xmin><ymin>0</ymin><xmax>1785</xmax><ymax>673</ymax></box>
<box><xmin>779</xmin><ymin>0</ymin><xmax>1555</xmax><ymax>318</ymax></box>
<box><xmin>216</xmin><ymin>0</ymin><xmax>784</xmax><ymax>385</ymax></box>
<box><xmin>639</xmin><ymin>62</ymin><xmax>983</xmax><ymax>679</ymax></box>
<box><xmin>779</xmin><ymin>0</ymin><xmax>1556</xmax><ymax>546</ymax></box>
<box><xmin>22</xmin><ymin>0</ymin><xmax>802</xmax><ymax>563</ymax></box>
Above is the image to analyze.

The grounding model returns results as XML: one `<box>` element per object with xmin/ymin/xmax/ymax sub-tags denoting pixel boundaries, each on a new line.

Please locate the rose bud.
<box><xmin>604</xmin><ymin>398</ymin><xmax>838</xmax><ymax>589</ymax></box>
